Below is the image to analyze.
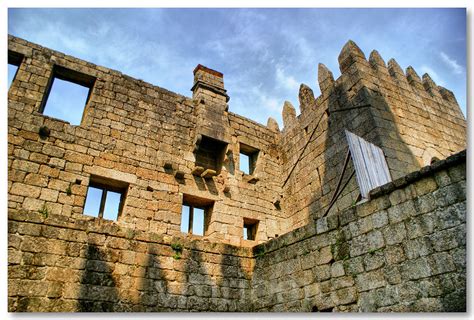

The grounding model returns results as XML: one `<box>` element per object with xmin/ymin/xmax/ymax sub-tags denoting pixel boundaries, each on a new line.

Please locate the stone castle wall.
<box><xmin>251</xmin><ymin>152</ymin><xmax>466</xmax><ymax>312</ymax></box>
<box><xmin>8</xmin><ymin>152</ymin><xmax>466</xmax><ymax>311</ymax></box>
<box><xmin>8</xmin><ymin>35</ymin><xmax>285</xmax><ymax>246</ymax></box>
<box><xmin>7</xmin><ymin>35</ymin><xmax>467</xmax><ymax>312</ymax></box>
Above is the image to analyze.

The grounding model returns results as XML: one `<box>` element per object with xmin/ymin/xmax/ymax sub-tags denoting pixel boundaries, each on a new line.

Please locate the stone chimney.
<box><xmin>191</xmin><ymin>64</ymin><xmax>232</xmax><ymax>145</ymax></box>
<box><xmin>191</xmin><ymin>64</ymin><xmax>229</xmax><ymax>109</ymax></box>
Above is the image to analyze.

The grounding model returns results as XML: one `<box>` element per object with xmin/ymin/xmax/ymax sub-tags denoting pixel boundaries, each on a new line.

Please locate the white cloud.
<box><xmin>440</xmin><ymin>52</ymin><xmax>463</xmax><ymax>75</ymax></box>
<box><xmin>276</xmin><ymin>66</ymin><xmax>300</xmax><ymax>92</ymax></box>
<box><xmin>249</xmin><ymin>85</ymin><xmax>282</xmax><ymax>113</ymax></box>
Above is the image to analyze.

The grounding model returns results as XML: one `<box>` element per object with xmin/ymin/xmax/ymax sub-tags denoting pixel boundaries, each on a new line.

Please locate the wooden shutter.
<box><xmin>345</xmin><ymin>130</ymin><xmax>392</xmax><ymax>198</ymax></box>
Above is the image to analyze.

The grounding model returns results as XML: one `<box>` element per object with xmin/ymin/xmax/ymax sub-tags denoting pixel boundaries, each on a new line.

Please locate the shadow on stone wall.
<box><xmin>218</xmin><ymin>246</ymin><xmax>252</xmax><ymax>312</ymax></box>
<box><xmin>315</xmin><ymin>80</ymin><xmax>418</xmax><ymax>220</ymax></box>
<box><xmin>184</xmin><ymin>247</ymin><xmax>214</xmax><ymax>311</ymax></box>
<box><xmin>78</xmin><ymin>244</ymin><xmax>119</xmax><ymax>312</ymax></box>
<box><xmin>139</xmin><ymin>243</ymin><xmax>170</xmax><ymax>311</ymax></box>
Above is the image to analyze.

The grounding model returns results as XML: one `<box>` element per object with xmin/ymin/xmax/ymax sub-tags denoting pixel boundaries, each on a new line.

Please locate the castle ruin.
<box><xmin>8</xmin><ymin>35</ymin><xmax>467</xmax><ymax>312</ymax></box>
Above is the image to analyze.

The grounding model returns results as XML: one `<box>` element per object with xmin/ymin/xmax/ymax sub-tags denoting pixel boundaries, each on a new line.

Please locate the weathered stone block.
<box><xmin>10</xmin><ymin>182</ymin><xmax>41</xmax><ymax>198</ymax></box>
<box><xmin>404</xmin><ymin>213</ymin><xmax>437</xmax><ymax>240</ymax></box>
<box><xmin>388</xmin><ymin>189</ymin><xmax>407</xmax><ymax>205</ymax></box>
<box><xmin>436</xmin><ymin>202</ymin><xmax>465</xmax><ymax>230</ymax></box>
<box><xmin>24</xmin><ymin>173</ymin><xmax>48</xmax><ymax>187</ymax></box>
<box><xmin>387</xmin><ymin>201</ymin><xmax>415</xmax><ymax>224</ymax></box>
<box><xmin>409</xmin><ymin>297</ymin><xmax>443</xmax><ymax>312</ymax></box>
<box><xmin>12</xmin><ymin>160</ymin><xmax>40</xmax><ymax>173</ymax></box>
<box><xmin>403</xmin><ymin>237</ymin><xmax>432</xmax><ymax>260</ymax></box>
<box><xmin>358</xmin><ymin>291</ymin><xmax>377</xmax><ymax>312</ymax></box>
<box><xmin>39</xmin><ymin>188</ymin><xmax>59</xmax><ymax>202</ymax></box>
<box><xmin>382</xmin><ymin>222</ymin><xmax>406</xmax><ymax>245</ymax></box>
<box><xmin>384</xmin><ymin>245</ymin><xmax>406</xmax><ymax>265</ymax></box>
<box><xmin>331</xmin><ymin>275</ymin><xmax>354</xmax><ymax>290</ymax></box>
<box><xmin>427</xmin><ymin>252</ymin><xmax>456</xmax><ymax>275</ymax></box>
<box><xmin>312</xmin><ymin>264</ymin><xmax>331</xmax><ymax>282</ymax></box>
<box><xmin>371</xmin><ymin>210</ymin><xmax>388</xmax><ymax>229</ymax></box>
<box><xmin>331</xmin><ymin>286</ymin><xmax>357</xmax><ymax>305</ymax></box>
<box><xmin>374</xmin><ymin>285</ymin><xmax>400</xmax><ymax>307</ymax></box>
<box><xmin>343</xmin><ymin>256</ymin><xmax>364</xmax><ymax>276</ymax></box>
<box><xmin>414</xmin><ymin>177</ymin><xmax>438</xmax><ymax>196</ymax></box>
<box><xmin>450</xmin><ymin>247</ymin><xmax>466</xmax><ymax>271</ymax></box>
<box><xmin>383</xmin><ymin>265</ymin><xmax>402</xmax><ymax>285</ymax></box>
<box><xmin>350</xmin><ymin>230</ymin><xmax>384</xmax><ymax>257</ymax></box>
<box><xmin>339</xmin><ymin>207</ymin><xmax>357</xmax><ymax>226</ymax></box>
<box><xmin>316</xmin><ymin>217</ymin><xmax>329</xmax><ymax>234</ymax></box>
<box><xmin>311</xmin><ymin>292</ymin><xmax>335</xmax><ymax>311</ymax></box>
<box><xmin>348</xmin><ymin>215</ymin><xmax>373</xmax><ymax>237</ymax></box>
<box><xmin>429</xmin><ymin>227</ymin><xmax>462</xmax><ymax>252</ymax></box>
<box><xmin>435</xmin><ymin>178</ymin><xmax>461</xmax><ymax>203</ymax></box>
<box><xmin>434</xmin><ymin>170</ymin><xmax>451</xmax><ymax>187</ymax></box>
<box><xmin>363</xmin><ymin>251</ymin><xmax>384</xmax><ymax>271</ymax></box>
<box><xmin>400</xmin><ymin>257</ymin><xmax>431</xmax><ymax>280</ymax></box>
<box><xmin>355</xmin><ymin>269</ymin><xmax>386</xmax><ymax>292</ymax></box>
<box><xmin>303</xmin><ymin>282</ymin><xmax>320</xmax><ymax>298</ymax></box>
<box><xmin>331</xmin><ymin>261</ymin><xmax>345</xmax><ymax>278</ymax></box>
<box><xmin>315</xmin><ymin>246</ymin><xmax>333</xmax><ymax>265</ymax></box>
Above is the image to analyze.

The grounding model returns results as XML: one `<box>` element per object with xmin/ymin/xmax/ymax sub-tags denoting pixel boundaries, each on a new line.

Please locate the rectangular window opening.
<box><xmin>239</xmin><ymin>143</ymin><xmax>259</xmax><ymax>175</ymax></box>
<box><xmin>83</xmin><ymin>175</ymin><xmax>128</xmax><ymax>221</ymax></box>
<box><xmin>40</xmin><ymin>65</ymin><xmax>95</xmax><ymax>126</ymax></box>
<box><xmin>8</xmin><ymin>51</ymin><xmax>23</xmax><ymax>88</ymax></box>
<box><xmin>180</xmin><ymin>194</ymin><xmax>214</xmax><ymax>236</ymax></box>
<box><xmin>243</xmin><ymin>218</ymin><xmax>259</xmax><ymax>241</ymax></box>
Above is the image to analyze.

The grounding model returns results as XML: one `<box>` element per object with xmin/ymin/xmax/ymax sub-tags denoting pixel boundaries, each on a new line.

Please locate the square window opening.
<box><xmin>83</xmin><ymin>175</ymin><xmax>128</xmax><ymax>221</ymax></box>
<box><xmin>194</xmin><ymin>135</ymin><xmax>227</xmax><ymax>173</ymax></box>
<box><xmin>243</xmin><ymin>218</ymin><xmax>259</xmax><ymax>241</ymax></box>
<box><xmin>40</xmin><ymin>65</ymin><xmax>95</xmax><ymax>126</ymax></box>
<box><xmin>239</xmin><ymin>143</ymin><xmax>259</xmax><ymax>175</ymax></box>
<box><xmin>8</xmin><ymin>51</ymin><xmax>23</xmax><ymax>88</ymax></box>
<box><xmin>180</xmin><ymin>194</ymin><xmax>214</xmax><ymax>236</ymax></box>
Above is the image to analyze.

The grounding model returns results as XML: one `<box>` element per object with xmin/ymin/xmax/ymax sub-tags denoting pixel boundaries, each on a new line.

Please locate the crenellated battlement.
<box><xmin>276</xmin><ymin>40</ymin><xmax>465</xmax><ymax>131</ymax></box>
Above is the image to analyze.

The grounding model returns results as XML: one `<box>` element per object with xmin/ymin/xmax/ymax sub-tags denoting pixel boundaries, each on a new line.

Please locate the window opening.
<box><xmin>180</xmin><ymin>194</ymin><xmax>214</xmax><ymax>236</ymax></box>
<box><xmin>243</xmin><ymin>218</ymin><xmax>259</xmax><ymax>241</ymax></box>
<box><xmin>181</xmin><ymin>205</ymin><xmax>206</xmax><ymax>236</ymax></box>
<box><xmin>40</xmin><ymin>65</ymin><xmax>95</xmax><ymax>125</ymax></box>
<box><xmin>240</xmin><ymin>153</ymin><xmax>250</xmax><ymax>174</ymax></box>
<box><xmin>8</xmin><ymin>50</ymin><xmax>23</xmax><ymax>88</ymax></box>
<box><xmin>8</xmin><ymin>64</ymin><xmax>19</xmax><ymax>88</ymax></box>
<box><xmin>83</xmin><ymin>176</ymin><xmax>128</xmax><ymax>220</ymax></box>
<box><xmin>239</xmin><ymin>143</ymin><xmax>259</xmax><ymax>175</ymax></box>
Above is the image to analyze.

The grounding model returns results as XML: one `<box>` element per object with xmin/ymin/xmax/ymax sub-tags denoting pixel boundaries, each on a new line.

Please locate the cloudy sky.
<box><xmin>8</xmin><ymin>8</ymin><xmax>466</xmax><ymax>126</ymax></box>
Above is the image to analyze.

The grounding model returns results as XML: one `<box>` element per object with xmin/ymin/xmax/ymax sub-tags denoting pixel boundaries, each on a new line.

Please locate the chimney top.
<box><xmin>191</xmin><ymin>64</ymin><xmax>229</xmax><ymax>102</ymax></box>
<box><xmin>193</xmin><ymin>64</ymin><xmax>223</xmax><ymax>78</ymax></box>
